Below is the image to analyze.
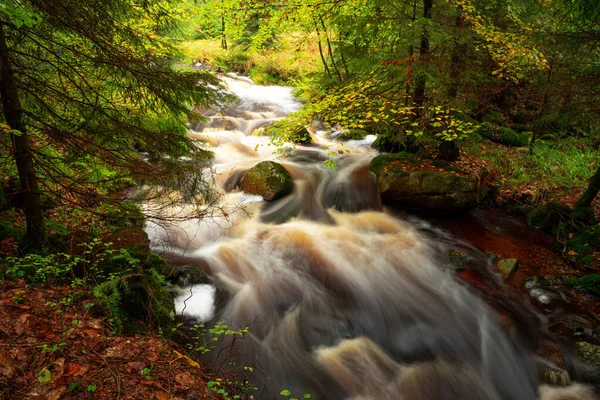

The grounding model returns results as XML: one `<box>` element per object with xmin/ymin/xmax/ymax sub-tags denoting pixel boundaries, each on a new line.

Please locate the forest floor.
<box><xmin>0</xmin><ymin>280</ymin><xmax>218</xmax><ymax>400</ymax></box>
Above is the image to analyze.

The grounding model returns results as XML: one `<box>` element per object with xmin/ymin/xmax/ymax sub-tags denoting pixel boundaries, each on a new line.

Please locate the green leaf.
<box><xmin>304</xmin><ymin>395</ymin><xmax>312</xmax><ymax>399</ymax></box>
<box><xmin>37</xmin><ymin>368</ymin><xmax>52</xmax><ymax>384</ymax></box>
<box><xmin>280</xmin><ymin>390</ymin><xmax>292</xmax><ymax>396</ymax></box>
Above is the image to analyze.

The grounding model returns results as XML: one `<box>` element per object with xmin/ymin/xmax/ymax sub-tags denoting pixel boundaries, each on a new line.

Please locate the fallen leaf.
<box><xmin>64</xmin><ymin>363</ymin><xmax>89</xmax><ymax>377</ymax></box>
<box><xmin>173</xmin><ymin>351</ymin><xmax>200</xmax><ymax>368</ymax></box>
<box><xmin>123</xmin><ymin>361</ymin><xmax>146</xmax><ymax>374</ymax></box>
<box><xmin>155</xmin><ymin>391</ymin><xmax>169</xmax><ymax>400</ymax></box>
<box><xmin>174</xmin><ymin>371</ymin><xmax>195</xmax><ymax>388</ymax></box>
<box><xmin>0</xmin><ymin>348</ymin><xmax>17</xmax><ymax>378</ymax></box>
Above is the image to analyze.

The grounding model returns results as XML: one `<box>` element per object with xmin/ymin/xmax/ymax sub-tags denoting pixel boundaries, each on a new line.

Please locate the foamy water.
<box><xmin>145</xmin><ymin>75</ymin><xmax>596</xmax><ymax>399</ymax></box>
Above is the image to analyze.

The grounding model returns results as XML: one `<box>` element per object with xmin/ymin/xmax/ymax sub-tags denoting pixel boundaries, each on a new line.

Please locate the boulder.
<box><xmin>338</xmin><ymin>129</ymin><xmax>368</xmax><ymax>141</ymax></box>
<box><xmin>526</xmin><ymin>201</ymin><xmax>571</xmax><ymax>233</ymax></box>
<box><xmin>497</xmin><ymin>258</ymin><xmax>520</xmax><ymax>279</ymax></box>
<box><xmin>369</xmin><ymin>153</ymin><xmax>486</xmax><ymax>212</ymax></box>
<box><xmin>448</xmin><ymin>249</ymin><xmax>470</xmax><ymax>272</ymax></box>
<box><xmin>574</xmin><ymin>341</ymin><xmax>600</xmax><ymax>384</ymax></box>
<box><xmin>243</xmin><ymin>161</ymin><xmax>294</xmax><ymax>201</ymax></box>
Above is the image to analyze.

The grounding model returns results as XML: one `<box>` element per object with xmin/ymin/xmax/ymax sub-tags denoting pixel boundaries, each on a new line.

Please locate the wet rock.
<box><xmin>497</xmin><ymin>258</ymin><xmax>520</xmax><ymax>279</ymax></box>
<box><xmin>308</xmin><ymin>115</ymin><xmax>329</xmax><ymax>134</ymax></box>
<box><xmin>338</xmin><ymin>129</ymin><xmax>368</xmax><ymax>141</ymax></box>
<box><xmin>243</xmin><ymin>161</ymin><xmax>294</xmax><ymax>201</ymax></box>
<box><xmin>574</xmin><ymin>341</ymin><xmax>600</xmax><ymax>384</ymax></box>
<box><xmin>223</xmin><ymin>170</ymin><xmax>246</xmax><ymax>192</ymax></box>
<box><xmin>369</xmin><ymin>153</ymin><xmax>486</xmax><ymax>212</ymax></box>
<box><xmin>524</xmin><ymin>276</ymin><xmax>564</xmax><ymax>290</ymax></box>
<box><xmin>323</xmin><ymin>164</ymin><xmax>382</xmax><ymax>213</ymax></box>
<box><xmin>448</xmin><ymin>250</ymin><xmax>470</xmax><ymax>272</ymax></box>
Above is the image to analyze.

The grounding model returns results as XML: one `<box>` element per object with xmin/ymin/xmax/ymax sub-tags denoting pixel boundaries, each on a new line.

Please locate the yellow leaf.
<box><xmin>173</xmin><ymin>351</ymin><xmax>200</xmax><ymax>368</ymax></box>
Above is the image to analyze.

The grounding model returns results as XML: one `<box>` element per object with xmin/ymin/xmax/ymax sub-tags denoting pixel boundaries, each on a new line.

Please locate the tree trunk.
<box><xmin>221</xmin><ymin>15</ymin><xmax>227</xmax><ymax>49</ymax></box>
<box><xmin>576</xmin><ymin>166</ymin><xmax>600</xmax><ymax>209</ymax></box>
<box><xmin>448</xmin><ymin>13</ymin><xmax>465</xmax><ymax>98</ymax></box>
<box><xmin>220</xmin><ymin>0</ymin><xmax>227</xmax><ymax>50</ymax></box>
<box><xmin>320</xmin><ymin>17</ymin><xmax>342</xmax><ymax>81</ymax></box>
<box><xmin>412</xmin><ymin>0</ymin><xmax>433</xmax><ymax>110</ymax></box>
<box><xmin>315</xmin><ymin>22</ymin><xmax>332</xmax><ymax>79</ymax></box>
<box><xmin>0</xmin><ymin>23</ymin><xmax>46</xmax><ymax>248</ymax></box>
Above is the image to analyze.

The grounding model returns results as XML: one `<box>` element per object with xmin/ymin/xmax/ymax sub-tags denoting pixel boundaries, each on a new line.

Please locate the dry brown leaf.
<box><xmin>0</xmin><ymin>348</ymin><xmax>17</xmax><ymax>378</ymax></box>
<box><xmin>64</xmin><ymin>363</ymin><xmax>89</xmax><ymax>377</ymax></box>
<box><xmin>155</xmin><ymin>391</ymin><xmax>169</xmax><ymax>400</ymax></box>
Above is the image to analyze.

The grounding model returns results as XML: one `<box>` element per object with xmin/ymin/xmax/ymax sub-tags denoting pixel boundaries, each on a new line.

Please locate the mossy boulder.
<box><xmin>574</xmin><ymin>341</ymin><xmax>600</xmax><ymax>384</ymax></box>
<box><xmin>369</xmin><ymin>153</ymin><xmax>486</xmax><ymax>212</ymax></box>
<box><xmin>338</xmin><ymin>129</ymin><xmax>368</xmax><ymax>141</ymax></box>
<box><xmin>497</xmin><ymin>258</ymin><xmax>520</xmax><ymax>279</ymax></box>
<box><xmin>448</xmin><ymin>249</ymin><xmax>470</xmax><ymax>272</ymax></box>
<box><xmin>243</xmin><ymin>161</ymin><xmax>294</xmax><ymax>201</ymax></box>
<box><xmin>292</xmin><ymin>126</ymin><xmax>312</xmax><ymax>144</ymax></box>
<box><xmin>476</xmin><ymin>123</ymin><xmax>529</xmax><ymax>147</ymax></box>
<box><xmin>526</xmin><ymin>201</ymin><xmax>571</xmax><ymax>233</ymax></box>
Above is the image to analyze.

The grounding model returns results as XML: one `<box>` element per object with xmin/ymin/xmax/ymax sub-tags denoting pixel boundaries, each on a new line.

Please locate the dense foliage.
<box><xmin>0</xmin><ymin>0</ymin><xmax>228</xmax><ymax>248</ymax></box>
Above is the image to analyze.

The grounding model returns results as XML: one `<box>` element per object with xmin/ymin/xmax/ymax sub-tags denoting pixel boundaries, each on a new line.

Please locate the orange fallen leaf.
<box><xmin>64</xmin><ymin>363</ymin><xmax>88</xmax><ymax>377</ymax></box>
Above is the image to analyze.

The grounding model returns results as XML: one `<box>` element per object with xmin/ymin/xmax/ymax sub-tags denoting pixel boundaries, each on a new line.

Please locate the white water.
<box><xmin>146</xmin><ymin>76</ymin><xmax>596</xmax><ymax>399</ymax></box>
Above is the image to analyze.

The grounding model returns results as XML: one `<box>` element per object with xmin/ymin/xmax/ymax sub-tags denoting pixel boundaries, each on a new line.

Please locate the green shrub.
<box><xmin>0</xmin><ymin>219</ymin><xmax>19</xmax><ymax>241</ymax></box>
<box><xmin>566</xmin><ymin>224</ymin><xmax>600</xmax><ymax>265</ymax></box>
<box><xmin>2</xmin><ymin>239</ymin><xmax>175</xmax><ymax>333</ymax></box>
<box><xmin>566</xmin><ymin>274</ymin><xmax>600</xmax><ymax>296</ymax></box>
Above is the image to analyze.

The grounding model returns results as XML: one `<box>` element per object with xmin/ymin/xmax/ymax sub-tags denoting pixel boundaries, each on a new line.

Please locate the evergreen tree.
<box><xmin>0</xmin><ymin>0</ymin><xmax>225</xmax><ymax>248</ymax></box>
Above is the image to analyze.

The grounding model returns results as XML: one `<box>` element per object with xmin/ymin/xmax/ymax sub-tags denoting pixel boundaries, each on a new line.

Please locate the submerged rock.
<box><xmin>448</xmin><ymin>249</ymin><xmax>470</xmax><ymax>272</ymax></box>
<box><xmin>497</xmin><ymin>258</ymin><xmax>520</xmax><ymax>279</ymax></box>
<box><xmin>243</xmin><ymin>161</ymin><xmax>294</xmax><ymax>201</ymax></box>
<box><xmin>369</xmin><ymin>153</ymin><xmax>486</xmax><ymax>212</ymax></box>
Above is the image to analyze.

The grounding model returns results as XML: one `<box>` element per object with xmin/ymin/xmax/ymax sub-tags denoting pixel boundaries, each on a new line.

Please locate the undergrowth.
<box><xmin>180</xmin><ymin>35</ymin><xmax>320</xmax><ymax>85</ymax></box>
<box><xmin>482</xmin><ymin>137</ymin><xmax>598</xmax><ymax>192</ymax></box>
<box><xmin>1</xmin><ymin>238</ymin><xmax>174</xmax><ymax>334</ymax></box>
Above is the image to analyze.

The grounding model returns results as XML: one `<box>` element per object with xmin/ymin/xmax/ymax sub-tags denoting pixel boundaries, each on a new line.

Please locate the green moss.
<box><xmin>243</xmin><ymin>161</ymin><xmax>294</xmax><ymax>201</ymax></box>
<box><xmin>566</xmin><ymin>274</ymin><xmax>600</xmax><ymax>296</ymax></box>
<box><xmin>431</xmin><ymin>160</ymin><xmax>463</xmax><ymax>173</ymax></box>
<box><xmin>339</xmin><ymin>129</ymin><xmax>368</xmax><ymax>141</ymax></box>
<box><xmin>566</xmin><ymin>224</ymin><xmax>600</xmax><ymax>265</ymax></box>
<box><xmin>482</xmin><ymin>111</ymin><xmax>506</xmax><ymax>126</ymax></box>
<box><xmin>476</xmin><ymin>123</ymin><xmax>529</xmax><ymax>147</ymax></box>
<box><xmin>497</xmin><ymin>127</ymin><xmax>529</xmax><ymax>147</ymax></box>
<box><xmin>526</xmin><ymin>201</ymin><xmax>571</xmax><ymax>233</ymax></box>
<box><xmin>369</xmin><ymin>153</ymin><xmax>413</xmax><ymax>175</ymax></box>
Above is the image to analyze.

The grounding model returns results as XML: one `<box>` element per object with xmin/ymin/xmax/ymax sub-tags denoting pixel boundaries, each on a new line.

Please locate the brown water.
<box><xmin>145</xmin><ymin>75</ymin><xmax>597</xmax><ymax>399</ymax></box>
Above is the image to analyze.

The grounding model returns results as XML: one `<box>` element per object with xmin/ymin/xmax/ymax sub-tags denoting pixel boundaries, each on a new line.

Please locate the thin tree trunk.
<box><xmin>576</xmin><ymin>166</ymin><xmax>600</xmax><ymax>208</ymax></box>
<box><xmin>448</xmin><ymin>12</ymin><xmax>465</xmax><ymax>99</ymax></box>
<box><xmin>530</xmin><ymin>59</ymin><xmax>554</xmax><ymax>155</ymax></box>
<box><xmin>412</xmin><ymin>0</ymin><xmax>433</xmax><ymax>111</ymax></box>
<box><xmin>220</xmin><ymin>0</ymin><xmax>227</xmax><ymax>50</ymax></box>
<box><xmin>0</xmin><ymin>23</ymin><xmax>45</xmax><ymax>247</ymax></box>
<box><xmin>320</xmin><ymin>17</ymin><xmax>342</xmax><ymax>81</ymax></box>
<box><xmin>405</xmin><ymin>0</ymin><xmax>417</xmax><ymax>105</ymax></box>
<box><xmin>315</xmin><ymin>23</ymin><xmax>332</xmax><ymax>79</ymax></box>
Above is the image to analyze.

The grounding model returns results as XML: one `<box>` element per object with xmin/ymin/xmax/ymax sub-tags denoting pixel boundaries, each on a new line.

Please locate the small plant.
<box><xmin>87</xmin><ymin>384</ymin><xmax>97</xmax><ymax>393</ymax></box>
<box><xmin>141</xmin><ymin>367</ymin><xmax>152</xmax><ymax>380</ymax></box>
<box><xmin>280</xmin><ymin>389</ymin><xmax>312</xmax><ymax>399</ymax></box>
<box><xmin>185</xmin><ymin>322</ymin><xmax>256</xmax><ymax>399</ymax></box>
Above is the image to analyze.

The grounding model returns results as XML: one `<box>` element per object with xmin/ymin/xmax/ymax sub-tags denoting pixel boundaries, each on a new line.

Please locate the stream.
<box><xmin>145</xmin><ymin>75</ymin><xmax>597</xmax><ymax>400</ymax></box>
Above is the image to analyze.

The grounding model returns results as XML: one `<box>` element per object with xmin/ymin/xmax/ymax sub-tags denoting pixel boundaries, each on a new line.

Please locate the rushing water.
<box><xmin>146</xmin><ymin>75</ymin><xmax>596</xmax><ymax>399</ymax></box>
